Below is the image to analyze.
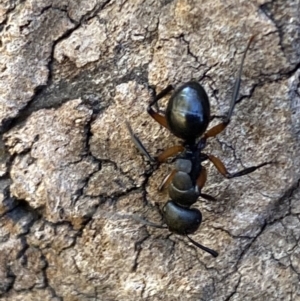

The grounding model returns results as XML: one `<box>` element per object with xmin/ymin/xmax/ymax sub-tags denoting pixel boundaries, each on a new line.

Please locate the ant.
<box><xmin>126</xmin><ymin>36</ymin><xmax>271</xmax><ymax>257</ymax></box>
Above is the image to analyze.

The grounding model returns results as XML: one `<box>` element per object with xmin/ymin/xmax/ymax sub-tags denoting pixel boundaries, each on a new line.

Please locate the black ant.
<box><xmin>126</xmin><ymin>36</ymin><xmax>271</xmax><ymax>257</ymax></box>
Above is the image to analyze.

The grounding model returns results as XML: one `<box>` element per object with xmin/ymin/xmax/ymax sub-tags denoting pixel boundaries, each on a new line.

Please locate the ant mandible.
<box><xmin>126</xmin><ymin>36</ymin><xmax>271</xmax><ymax>257</ymax></box>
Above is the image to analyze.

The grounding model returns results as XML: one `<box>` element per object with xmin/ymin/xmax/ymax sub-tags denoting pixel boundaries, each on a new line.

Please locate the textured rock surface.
<box><xmin>0</xmin><ymin>0</ymin><xmax>300</xmax><ymax>300</ymax></box>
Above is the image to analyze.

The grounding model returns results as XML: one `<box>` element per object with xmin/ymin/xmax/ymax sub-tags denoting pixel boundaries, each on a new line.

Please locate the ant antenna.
<box><xmin>186</xmin><ymin>233</ymin><xmax>219</xmax><ymax>257</ymax></box>
<box><xmin>226</xmin><ymin>34</ymin><xmax>257</xmax><ymax>122</ymax></box>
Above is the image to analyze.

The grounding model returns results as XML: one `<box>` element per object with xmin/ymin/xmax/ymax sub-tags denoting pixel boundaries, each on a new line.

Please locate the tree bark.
<box><xmin>0</xmin><ymin>0</ymin><xmax>299</xmax><ymax>300</ymax></box>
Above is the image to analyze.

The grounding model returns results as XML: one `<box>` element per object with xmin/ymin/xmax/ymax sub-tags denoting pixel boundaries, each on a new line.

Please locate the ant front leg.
<box><xmin>126</xmin><ymin>85</ymin><xmax>174</xmax><ymax>161</ymax></box>
<box><xmin>147</xmin><ymin>85</ymin><xmax>173</xmax><ymax>129</ymax></box>
<box><xmin>207</xmin><ymin>154</ymin><xmax>272</xmax><ymax>179</ymax></box>
<box><xmin>203</xmin><ymin>35</ymin><xmax>256</xmax><ymax>140</ymax></box>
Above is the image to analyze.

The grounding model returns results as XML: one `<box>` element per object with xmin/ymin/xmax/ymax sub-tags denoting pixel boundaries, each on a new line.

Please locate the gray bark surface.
<box><xmin>0</xmin><ymin>0</ymin><xmax>299</xmax><ymax>300</ymax></box>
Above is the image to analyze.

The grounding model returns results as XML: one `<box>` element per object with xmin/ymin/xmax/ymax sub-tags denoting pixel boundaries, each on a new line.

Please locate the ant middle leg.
<box><xmin>126</xmin><ymin>121</ymin><xmax>183</xmax><ymax>163</ymax></box>
<box><xmin>157</xmin><ymin>145</ymin><xmax>184</xmax><ymax>163</ymax></box>
<box><xmin>158</xmin><ymin>169</ymin><xmax>177</xmax><ymax>191</ymax></box>
<box><xmin>126</xmin><ymin>121</ymin><xmax>156</xmax><ymax>162</ymax></box>
<box><xmin>203</xmin><ymin>35</ymin><xmax>256</xmax><ymax>140</ymax></box>
<box><xmin>147</xmin><ymin>85</ymin><xmax>173</xmax><ymax>129</ymax></box>
<box><xmin>207</xmin><ymin>154</ymin><xmax>272</xmax><ymax>179</ymax></box>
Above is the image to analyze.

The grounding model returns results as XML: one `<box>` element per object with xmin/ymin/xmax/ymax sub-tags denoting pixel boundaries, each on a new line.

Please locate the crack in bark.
<box><xmin>260</xmin><ymin>1</ymin><xmax>285</xmax><ymax>57</ymax></box>
<box><xmin>131</xmin><ymin>232</ymin><xmax>151</xmax><ymax>272</ymax></box>
<box><xmin>224</xmin><ymin>275</ymin><xmax>241</xmax><ymax>301</ymax></box>
<box><xmin>0</xmin><ymin>1</ymin><xmax>112</xmax><ymax>135</ymax></box>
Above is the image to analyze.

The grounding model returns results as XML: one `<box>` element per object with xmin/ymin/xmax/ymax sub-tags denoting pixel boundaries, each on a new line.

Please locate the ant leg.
<box><xmin>157</xmin><ymin>145</ymin><xmax>185</xmax><ymax>190</ymax></box>
<box><xmin>186</xmin><ymin>233</ymin><xmax>218</xmax><ymax>257</ymax></box>
<box><xmin>196</xmin><ymin>166</ymin><xmax>217</xmax><ymax>201</ymax></box>
<box><xmin>200</xmin><ymin>193</ymin><xmax>217</xmax><ymax>202</ymax></box>
<box><xmin>204</xmin><ymin>35</ymin><xmax>256</xmax><ymax>139</ymax></box>
<box><xmin>129</xmin><ymin>214</ymin><xmax>167</xmax><ymax>229</ymax></box>
<box><xmin>209</xmin><ymin>114</ymin><xmax>226</xmax><ymax>121</ymax></box>
<box><xmin>147</xmin><ymin>85</ymin><xmax>173</xmax><ymax>129</ymax></box>
<box><xmin>126</xmin><ymin>121</ymin><xmax>183</xmax><ymax>163</ymax></box>
<box><xmin>157</xmin><ymin>145</ymin><xmax>184</xmax><ymax>163</ymax></box>
<box><xmin>131</xmin><ymin>215</ymin><xmax>219</xmax><ymax>257</ymax></box>
<box><xmin>196</xmin><ymin>166</ymin><xmax>207</xmax><ymax>189</ymax></box>
<box><xmin>207</xmin><ymin>154</ymin><xmax>272</xmax><ymax>179</ymax></box>
<box><xmin>158</xmin><ymin>169</ymin><xmax>177</xmax><ymax>191</ymax></box>
<box><xmin>126</xmin><ymin>121</ymin><xmax>155</xmax><ymax>162</ymax></box>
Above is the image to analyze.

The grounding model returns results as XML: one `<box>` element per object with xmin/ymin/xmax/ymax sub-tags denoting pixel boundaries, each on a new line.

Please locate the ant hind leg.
<box><xmin>207</xmin><ymin>154</ymin><xmax>272</xmax><ymax>179</ymax></box>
